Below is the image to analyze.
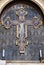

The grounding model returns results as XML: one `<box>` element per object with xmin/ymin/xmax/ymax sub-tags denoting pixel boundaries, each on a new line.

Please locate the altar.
<box><xmin>0</xmin><ymin>60</ymin><xmax>44</xmax><ymax>65</ymax></box>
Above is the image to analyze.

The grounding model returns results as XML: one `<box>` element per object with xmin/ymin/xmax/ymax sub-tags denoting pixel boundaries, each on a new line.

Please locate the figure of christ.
<box><xmin>18</xmin><ymin>22</ymin><xmax>26</xmax><ymax>53</ymax></box>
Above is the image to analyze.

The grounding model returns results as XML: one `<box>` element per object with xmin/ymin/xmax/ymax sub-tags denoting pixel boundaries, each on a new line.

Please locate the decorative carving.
<box><xmin>16</xmin><ymin>5</ymin><xmax>28</xmax><ymax>21</ymax></box>
<box><xmin>15</xmin><ymin>5</ymin><xmax>28</xmax><ymax>53</ymax></box>
<box><xmin>33</xmin><ymin>16</ymin><xmax>42</xmax><ymax>29</ymax></box>
<box><xmin>2</xmin><ymin>17</ymin><xmax>11</xmax><ymax>29</ymax></box>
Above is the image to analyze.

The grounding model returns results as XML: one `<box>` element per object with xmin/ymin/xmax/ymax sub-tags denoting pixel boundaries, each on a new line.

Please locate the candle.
<box><xmin>2</xmin><ymin>49</ymin><xmax>5</xmax><ymax>57</ymax></box>
<box><xmin>40</xmin><ymin>49</ymin><xmax>42</xmax><ymax>58</ymax></box>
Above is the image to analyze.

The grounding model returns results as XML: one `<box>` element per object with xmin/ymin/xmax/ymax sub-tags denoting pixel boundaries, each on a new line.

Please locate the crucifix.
<box><xmin>15</xmin><ymin>5</ymin><xmax>28</xmax><ymax>53</ymax></box>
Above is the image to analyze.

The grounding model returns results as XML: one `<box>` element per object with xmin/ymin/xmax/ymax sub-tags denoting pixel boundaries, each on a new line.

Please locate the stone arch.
<box><xmin>0</xmin><ymin>0</ymin><xmax>44</xmax><ymax>14</ymax></box>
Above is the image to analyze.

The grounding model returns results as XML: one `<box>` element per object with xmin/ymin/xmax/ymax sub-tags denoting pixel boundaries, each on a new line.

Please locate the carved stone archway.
<box><xmin>0</xmin><ymin>0</ymin><xmax>44</xmax><ymax>14</ymax></box>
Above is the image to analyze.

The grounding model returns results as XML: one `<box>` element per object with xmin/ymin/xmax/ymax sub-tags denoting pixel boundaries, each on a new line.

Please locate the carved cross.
<box><xmin>15</xmin><ymin>6</ymin><xmax>28</xmax><ymax>53</ymax></box>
